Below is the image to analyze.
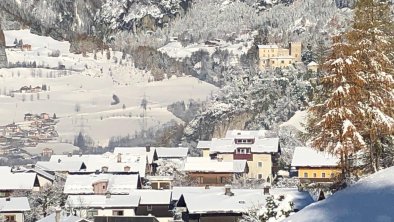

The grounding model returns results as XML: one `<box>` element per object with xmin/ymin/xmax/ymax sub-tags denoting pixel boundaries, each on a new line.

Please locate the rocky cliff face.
<box><xmin>0</xmin><ymin>25</ymin><xmax>7</xmax><ymax>68</ymax></box>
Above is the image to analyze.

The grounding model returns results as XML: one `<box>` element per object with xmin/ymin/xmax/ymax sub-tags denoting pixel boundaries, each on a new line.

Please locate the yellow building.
<box><xmin>258</xmin><ymin>42</ymin><xmax>302</xmax><ymax>70</ymax></box>
<box><xmin>291</xmin><ymin>147</ymin><xmax>341</xmax><ymax>183</ymax></box>
<box><xmin>196</xmin><ymin>130</ymin><xmax>280</xmax><ymax>182</ymax></box>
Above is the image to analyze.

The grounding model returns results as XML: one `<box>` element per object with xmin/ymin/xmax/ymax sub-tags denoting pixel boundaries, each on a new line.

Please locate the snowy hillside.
<box><xmin>284</xmin><ymin>166</ymin><xmax>394</xmax><ymax>222</ymax></box>
<box><xmin>0</xmin><ymin>30</ymin><xmax>218</xmax><ymax>146</ymax></box>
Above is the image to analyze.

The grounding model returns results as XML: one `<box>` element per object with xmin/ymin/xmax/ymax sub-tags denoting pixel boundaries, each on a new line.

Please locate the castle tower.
<box><xmin>289</xmin><ymin>42</ymin><xmax>302</xmax><ymax>62</ymax></box>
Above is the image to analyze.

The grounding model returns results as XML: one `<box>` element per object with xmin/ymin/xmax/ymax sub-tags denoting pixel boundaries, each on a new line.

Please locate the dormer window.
<box><xmin>235</xmin><ymin>139</ymin><xmax>254</xmax><ymax>144</ymax></box>
<box><xmin>236</xmin><ymin>148</ymin><xmax>251</xmax><ymax>154</ymax></box>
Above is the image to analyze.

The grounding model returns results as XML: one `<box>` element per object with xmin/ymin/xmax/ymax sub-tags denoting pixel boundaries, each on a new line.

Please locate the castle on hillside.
<box><xmin>258</xmin><ymin>42</ymin><xmax>302</xmax><ymax>70</ymax></box>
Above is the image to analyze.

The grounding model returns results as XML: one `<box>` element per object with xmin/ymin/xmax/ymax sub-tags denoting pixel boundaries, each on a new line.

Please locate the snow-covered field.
<box><xmin>0</xmin><ymin>30</ymin><xmax>218</xmax><ymax>146</ymax></box>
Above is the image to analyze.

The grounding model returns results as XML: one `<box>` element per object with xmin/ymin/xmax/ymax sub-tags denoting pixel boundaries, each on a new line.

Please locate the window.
<box><xmin>236</xmin><ymin>148</ymin><xmax>251</xmax><ymax>154</ymax></box>
<box><xmin>220</xmin><ymin>176</ymin><xmax>227</xmax><ymax>184</ymax></box>
<box><xmin>5</xmin><ymin>215</ymin><xmax>16</xmax><ymax>222</ymax></box>
<box><xmin>258</xmin><ymin>162</ymin><xmax>263</xmax><ymax>168</ymax></box>
<box><xmin>147</xmin><ymin>205</ymin><xmax>153</xmax><ymax>212</ymax></box>
<box><xmin>281</xmin><ymin>60</ymin><xmax>285</xmax><ymax>64</ymax></box>
<box><xmin>258</xmin><ymin>174</ymin><xmax>263</xmax><ymax>179</ymax></box>
<box><xmin>272</xmin><ymin>61</ymin><xmax>275</xmax><ymax>64</ymax></box>
<box><xmin>304</xmin><ymin>172</ymin><xmax>308</xmax><ymax>178</ymax></box>
<box><xmin>322</xmin><ymin>173</ymin><xmax>326</xmax><ymax>178</ymax></box>
<box><xmin>330</xmin><ymin>173</ymin><xmax>335</xmax><ymax>178</ymax></box>
<box><xmin>113</xmin><ymin>210</ymin><xmax>124</xmax><ymax>216</ymax></box>
<box><xmin>87</xmin><ymin>210</ymin><xmax>98</xmax><ymax>218</ymax></box>
<box><xmin>196</xmin><ymin>176</ymin><xmax>204</xmax><ymax>184</ymax></box>
<box><xmin>313</xmin><ymin>173</ymin><xmax>317</xmax><ymax>178</ymax></box>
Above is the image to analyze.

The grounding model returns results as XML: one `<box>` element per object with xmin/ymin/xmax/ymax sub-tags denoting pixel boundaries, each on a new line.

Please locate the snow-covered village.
<box><xmin>0</xmin><ymin>0</ymin><xmax>393</xmax><ymax>222</ymax></box>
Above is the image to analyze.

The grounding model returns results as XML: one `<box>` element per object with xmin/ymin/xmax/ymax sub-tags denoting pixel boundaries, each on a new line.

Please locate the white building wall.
<box><xmin>1</xmin><ymin>212</ymin><xmax>24</xmax><ymax>222</ymax></box>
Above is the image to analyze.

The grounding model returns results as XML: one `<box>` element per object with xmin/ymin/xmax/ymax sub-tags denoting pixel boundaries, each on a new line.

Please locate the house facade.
<box><xmin>258</xmin><ymin>42</ymin><xmax>302</xmax><ymax>70</ymax></box>
<box><xmin>67</xmin><ymin>195</ymin><xmax>140</xmax><ymax>219</ymax></box>
<box><xmin>183</xmin><ymin>157</ymin><xmax>248</xmax><ymax>186</ymax></box>
<box><xmin>197</xmin><ymin>130</ymin><xmax>280</xmax><ymax>182</ymax></box>
<box><xmin>291</xmin><ymin>147</ymin><xmax>341</xmax><ymax>183</ymax></box>
<box><xmin>0</xmin><ymin>197</ymin><xmax>31</xmax><ymax>222</ymax></box>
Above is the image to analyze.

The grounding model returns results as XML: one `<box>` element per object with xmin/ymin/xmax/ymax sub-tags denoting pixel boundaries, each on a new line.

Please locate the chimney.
<box><xmin>117</xmin><ymin>153</ymin><xmax>122</xmax><ymax>163</ymax></box>
<box><xmin>102</xmin><ymin>166</ymin><xmax>108</xmax><ymax>173</ymax></box>
<box><xmin>67</xmin><ymin>152</ymin><xmax>72</xmax><ymax>157</ymax></box>
<box><xmin>264</xmin><ymin>183</ymin><xmax>270</xmax><ymax>195</ymax></box>
<box><xmin>79</xmin><ymin>152</ymin><xmax>83</xmax><ymax>157</ymax></box>
<box><xmin>105</xmin><ymin>192</ymin><xmax>111</xmax><ymax>199</ymax></box>
<box><xmin>55</xmin><ymin>207</ymin><xmax>61</xmax><ymax>222</ymax></box>
<box><xmin>5</xmin><ymin>197</ymin><xmax>10</xmax><ymax>201</ymax></box>
<box><xmin>224</xmin><ymin>184</ymin><xmax>234</xmax><ymax>196</ymax></box>
<box><xmin>146</xmin><ymin>145</ymin><xmax>151</xmax><ymax>152</ymax></box>
<box><xmin>58</xmin><ymin>159</ymin><xmax>61</xmax><ymax>163</ymax></box>
<box><xmin>124</xmin><ymin>166</ymin><xmax>131</xmax><ymax>172</ymax></box>
<box><xmin>205</xmin><ymin>184</ymin><xmax>210</xmax><ymax>189</ymax></box>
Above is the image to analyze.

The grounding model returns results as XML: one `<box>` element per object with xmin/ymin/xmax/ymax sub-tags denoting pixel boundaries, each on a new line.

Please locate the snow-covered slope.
<box><xmin>285</xmin><ymin>166</ymin><xmax>394</xmax><ymax>222</ymax></box>
<box><xmin>0</xmin><ymin>30</ymin><xmax>218</xmax><ymax>146</ymax></box>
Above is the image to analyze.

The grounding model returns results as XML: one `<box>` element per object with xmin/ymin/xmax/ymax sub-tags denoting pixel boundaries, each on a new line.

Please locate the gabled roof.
<box><xmin>113</xmin><ymin>147</ymin><xmax>156</xmax><ymax>163</ymax></box>
<box><xmin>131</xmin><ymin>190</ymin><xmax>172</xmax><ymax>205</ymax></box>
<box><xmin>154</xmin><ymin>147</ymin><xmax>188</xmax><ymax>159</ymax></box>
<box><xmin>0</xmin><ymin>197</ymin><xmax>30</xmax><ymax>212</ymax></box>
<box><xmin>0</xmin><ymin>167</ymin><xmax>38</xmax><ymax>190</ymax></box>
<box><xmin>176</xmin><ymin>187</ymin><xmax>313</xmax><ymax>214</ymax></box>
<box><xmin>291</xmin><ymin>147</ymin><xmax>339</xmax><ymax>168</ymax></box>
<box><xmin>67</xmin><ymin>195</ymin><xmax>140</xmax><ymax>208</ymax></box>
<box><xmin>36</xmin><ymin>160</ymin><xmax>85</xmax><ymax>172</ymax></box>
<box><xmin>48</xmin><ymin>153</ymin><xmax>146</xmax><ymax>175</ymax></box>
<box><xmin>23</xmin><ymin>168</ymin><xmax>55</xmax><ymax>181</ymax></box>
<box><xmin>64</xmin><ymin>174</ymin><xmax>140</xmax><ymax>194</ymax></box>
<box><xmin>205</xmin><ymin>137</ymin><xmax>279</xmax><ymax>153</ymax></box>
<box><xmin>225</xmin><ymin>130</ymin><xmax>266</xmax><ymax>139</ymax></box>
<box><xmin>196</xmin><ymin>141</ymin><xmax>211</xmax><ymax>149</ymax></box>
<box><xmin>183</xmin><ymin>157</ymin><xmax>247</xmax><ymax>173</ymax></box>
<box><xmin>37</xmin><ymin>211</ymin><xmax>89</xmax><ymax>222</ymax></box>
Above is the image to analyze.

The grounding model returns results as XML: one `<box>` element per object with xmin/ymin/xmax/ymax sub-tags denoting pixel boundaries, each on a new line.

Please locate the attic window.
<box><xmin>239</xmin><ymin>200</ymin><xmax>246</xmax><ymax>204</ymax></box>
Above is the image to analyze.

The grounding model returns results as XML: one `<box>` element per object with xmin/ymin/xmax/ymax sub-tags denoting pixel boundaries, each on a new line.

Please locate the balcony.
<box><xmin>233</xmin><ymin>153</ymin><xmax>253</xmax><ymax>161</ymax></box>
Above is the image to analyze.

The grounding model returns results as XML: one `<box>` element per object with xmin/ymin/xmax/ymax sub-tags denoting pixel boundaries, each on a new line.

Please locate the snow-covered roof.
<box><xmin>64</xmin><ymin>174</ymin><xmax>140</xmax><ymax>194</ymax></box>
<box><xmin>0</xmin><ymin>167</ymin><xmax>38</xmax><ymax>190</ymax></box>
<box><xmin>207</xmin><ymin>137</ymin><xmax>279</xmax><ymax>153</ymax></box>
<box><xmin>67</xmin><ymin>195</ymin><xmax>140</xmax><ymax>208</ymax></box>
<box><xmin>48</xmin><ymin>153</ymin><xmax>147</xmax><ymax>175</ymax></box>
<box><xmin>284</xmin><ymin>166</ymin><xmax>394</xmax><ymax>222</ymax></box>
<box><xmin>146</xmin><ymin>175</ymin><xmax>174</xmax><ymax>181</ymax></box>
<box><xmin>258</xmin><ymin>45</ymin><xmax>279</xmax><ymax>49</ymax></box>
<box><xmin>36</xmin><ymin>160</ymin><xmax>85</xmax><ymax>172</ymax></box>
<box><xmin>291</xmin><ymin>147</ymin><xmax>339</xmax><ymax>168</ymax></box>
<box><xmin>37</xmin><ymin>211</ymin><xmax>88</xmax><ymax>222</ymax></box>
<box><xmin>196</xmin><ymin>141</ymin><xmax>211</xmax><ymax>149</ymax></box>
<box><xmin>307</xmin><ymin>61</ymin><xmax>319</xmax><ymax>66</ymax></box>
<box><xmin>131</xmin><ymin>190</ymin><xmax>172</xmax><ymax>205</ymax></box>
<box><xmin>113</xmin><ymin>147</ymin><xmax>156</xmax><ymax>163</ymax></box>
<box><xmin>176</xmin><ymin>187</ymin><xmax>313</xmax><ymax>214</ymax></box>
<box><xmin>172</xmin><ymin>187</ymin><xmax>312</xmax><ymax>210</ymax></box>
<box><xmin>0</xmin><ymin>197</ymin><xmax>30</xmax><ymax>212</ymax></box>
<box><xmin>155</xmin><ymin>147</ymin><xmax>188</xmax><ymax>159</ymax></box>
<box><xmin>24</xmin><ymin>168</ymin><xmax>55</xmax><ymax>181</ymax></box>
<box><xmin>183</xmin><ymin>157</ymin><xmax>247</xmax><ymax>173</ymax></box>
<box><xmin>225</xmin><ymin>130</ymin><xmax>267</xmax><ymax>139</ymax></box>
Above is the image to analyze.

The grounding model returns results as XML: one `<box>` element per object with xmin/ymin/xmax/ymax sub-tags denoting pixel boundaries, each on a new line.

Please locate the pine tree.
<box><xmin>346</xmin><ymin>0</ymin><xmax>394</xmax><ymax>172</ymax></box>
<box><xmin>307</xmin><ymin>35</ymin><xmax>366</xmax><ymax>176</ymax></box>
